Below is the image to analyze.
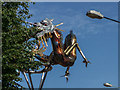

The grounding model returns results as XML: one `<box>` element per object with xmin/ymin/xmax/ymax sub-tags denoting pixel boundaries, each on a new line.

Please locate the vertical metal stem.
<box><xmin>39</xmin><ymin>72</ymin><xmax>48</xmax><ymax>90</ymax></box>
<box><xmin>22</xmin><ymin>71</ymin><xmax>31</xmax><ymax>89</ymax></box>
<box><xmin>39</xmin><ymin>72</ymin><xmax>45</xmax><ymax>88</ymax></box>
<box><xmin>28</xmin><ymin>72</ymin><xmax>34</xmax><ymax>90</ymax></box>
<box><xmin>40</xmin><ymin>72</ymin><xmax>45</xmax><ymax>85</ymax></box>
<box><xmin>39</xmin><ymin>66</ymin><xmax>50</xmax><ymax>90</ymax></box>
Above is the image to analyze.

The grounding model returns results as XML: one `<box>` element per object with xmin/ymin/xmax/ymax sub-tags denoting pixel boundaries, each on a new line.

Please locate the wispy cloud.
<box><xmin>28</xmin><ymin>2</ymin><xmax>118</xmax><ymax>38</ymax></box>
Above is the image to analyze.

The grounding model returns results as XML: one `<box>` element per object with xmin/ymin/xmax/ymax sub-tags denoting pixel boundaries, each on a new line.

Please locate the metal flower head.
<box><xmin>35</xmin><ymin>18</ymin><xmax>64</xmax><ymax>38</ymax></box>
<box><xmin>36</xmin><ymin>18</ymin><xmax>56</xmax><ymax>38</ymax></box>
<box><xmin>26</xmin><ymin>18</ymin><xmax>64</xmax><ymax>55</ymax></box>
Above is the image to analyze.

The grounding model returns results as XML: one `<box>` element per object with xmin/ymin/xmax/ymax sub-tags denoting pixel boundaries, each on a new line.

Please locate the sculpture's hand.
<box><xmin>83</xmin><ymin>58</ymin><xmax>91</xmax><ymax>67</ymax></box>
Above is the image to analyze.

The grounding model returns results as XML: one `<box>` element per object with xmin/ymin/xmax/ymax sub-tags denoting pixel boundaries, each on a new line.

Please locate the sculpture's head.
<box><xmin>35</xmin><ymin>18</ymin><xmax>63</xmax><ymax>39</ymax></box>
<box><xmin>31</xmin><ymin>18</ymin><xmax>63</xmax><ymax>56</ymax></box>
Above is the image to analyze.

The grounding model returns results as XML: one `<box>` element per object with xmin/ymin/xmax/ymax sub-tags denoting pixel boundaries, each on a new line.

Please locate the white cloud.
<box><xmin>28</xmin><ymin>3</ymin><xmax>118</xmax><ymax>38</ymax></box>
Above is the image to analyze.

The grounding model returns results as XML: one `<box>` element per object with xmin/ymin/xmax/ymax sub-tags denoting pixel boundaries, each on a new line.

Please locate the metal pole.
<box><xmin>104</xmin><ymin>16</ymin><xmax>120</xmax><ymax>23</ymax></box>
<box><xmin>28</xmin><ymin>72</ymin><xmax>34</xmax><ymax>90</ymax></box>
<box><xmin>39</xmin><ymin>71</ymin><xmax>48</xmax><ymax>90</ymax></box>
<box><xmin>22</xmin><ymin>71</ymin><xmax>31</xmax><ymax>89</ymax></box>
<box><xmin>39</xmin><ymin>66</ymin><xmax>51</xmax><ymax>90</ymax></box>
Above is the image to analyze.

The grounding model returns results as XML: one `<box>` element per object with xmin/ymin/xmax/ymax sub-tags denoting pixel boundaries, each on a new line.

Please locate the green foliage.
<box><xmin>2</xmin><ymin>2</ymin><xmax>42</xmax><ymax>89</ymax></box>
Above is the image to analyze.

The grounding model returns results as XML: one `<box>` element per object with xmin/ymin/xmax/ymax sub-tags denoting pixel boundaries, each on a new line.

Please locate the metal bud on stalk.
<box><xmin>103</xmin><ymin>83</ymin><xmax>113</xmax><ymax>87</ymax></box>
<box><xmin>86</xmin><ymin>10</ymin><xmax>104</xmax><ymax>19</ymax></box>
<box><xmin>86</xmin><ymin>10</ymin><xmax>120</xmax><ymax>23</ymax></box>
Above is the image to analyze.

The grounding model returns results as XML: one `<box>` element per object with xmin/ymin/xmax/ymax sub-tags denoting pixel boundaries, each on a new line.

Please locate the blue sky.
<box><xmin>19</xmin><ymin>2</ymin><xmax>118</xmax><ymax>88</ymax></box>
<box><xmin>31</xmin><ymin>0</ymin><xmax>120</xmax><ymax>2</ymax></box>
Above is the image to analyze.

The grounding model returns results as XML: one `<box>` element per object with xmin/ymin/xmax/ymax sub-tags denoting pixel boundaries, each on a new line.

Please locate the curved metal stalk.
<box><xmin>104</xmin><ymin>17</ymin><xmax>120</xmax><ymax>23</ymax></box>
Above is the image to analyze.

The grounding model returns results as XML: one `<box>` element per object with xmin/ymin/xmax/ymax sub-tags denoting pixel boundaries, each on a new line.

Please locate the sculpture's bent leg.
<box><xmin>64</xmin><ymin>43</ymin><xmax>90</xmax><ymax>67</ymax></box>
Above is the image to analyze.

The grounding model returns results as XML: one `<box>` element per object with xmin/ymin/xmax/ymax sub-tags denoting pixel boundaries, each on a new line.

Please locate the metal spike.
<box><xmin>38</xmin><ymin>40</ymin><xmax>41</xmax><ymax>49</ymax></box>
<box><xmin>43</xmin><ymin>36</ymin><xmax>48</xmax><ymax>46</ymax></box>
<box><xmin>54</xmin><ymin>31</ymin><xmax>60</xmax><ymax>38</ymax></box>
<box><xmin>47</xmin><ymin>33</ymin><xmax>49</xmax><ymax>38</ymax></box>
<box><xmin>37</xmin><ymin>47</ymin><xmax>46</xmax><ymax>56</ymax></box>
<box><xmin>56</xmin><ymin>23</ymin><xmax>63</xmax><ymax>27</ymax></box>
<box><xmin>40</xmin><ymin>37</ymin><xmax>45</xmax><ymax>48</ymax></box>
<box><xmin>56</xmin><ymin>28</ymin><xmax>64</xmax><ymax>32</ymax></box>
<box><xmin>49</xmin><ymin>32</ymin><xmax>52</xmax><ymax>38</ymax></box>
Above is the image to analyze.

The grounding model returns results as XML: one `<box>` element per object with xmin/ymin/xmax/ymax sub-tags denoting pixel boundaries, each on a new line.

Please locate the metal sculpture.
<box><xmin>23</xmin><ymin>18</ymin><xmax>90</xmax><ymax>90</ymax></box>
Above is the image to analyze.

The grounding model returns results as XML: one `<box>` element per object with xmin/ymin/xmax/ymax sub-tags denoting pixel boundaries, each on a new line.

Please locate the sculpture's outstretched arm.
<box><xmin>76</xmin><ymin>43</ymin><xmax>91</xmax><ymax>67</ymax></box>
